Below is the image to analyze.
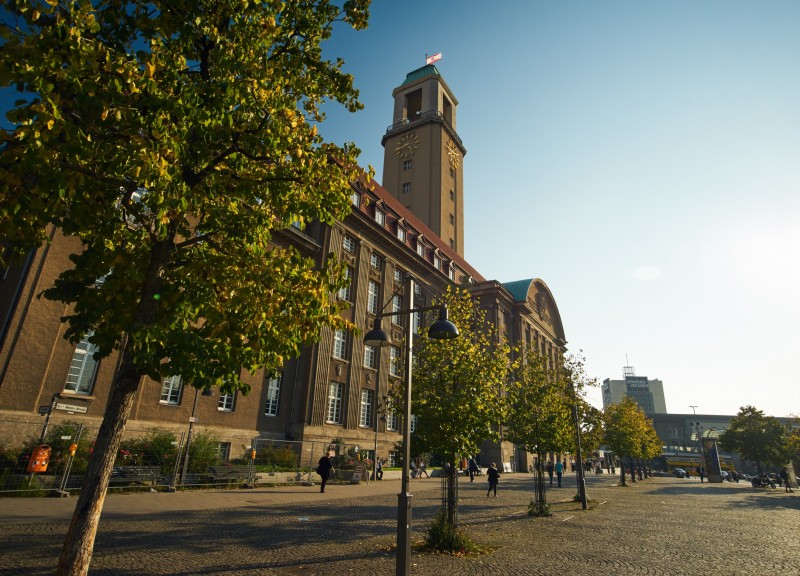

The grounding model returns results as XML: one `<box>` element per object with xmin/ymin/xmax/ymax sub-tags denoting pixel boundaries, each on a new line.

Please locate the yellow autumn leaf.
<box><xmin>145</xmin><ymin>61</ymin><xmax>156</xmax><ymax>78</ymax></box>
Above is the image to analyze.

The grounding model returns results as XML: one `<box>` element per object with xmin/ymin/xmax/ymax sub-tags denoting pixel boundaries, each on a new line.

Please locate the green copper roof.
<box><xmin>401</xmin><ymin>64</ymin><xmax>441</xmax><ymax>86</ymax></box>
<box><xmin>503</xmin><ymin>279</ymin><xmax>534</xmax><ymax>302</ymax></box>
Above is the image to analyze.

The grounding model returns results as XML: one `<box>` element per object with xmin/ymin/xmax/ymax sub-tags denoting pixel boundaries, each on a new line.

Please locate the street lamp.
<box><xmin>373</xmin><ymin>399</ymin><xmax>387</xmax><ymax>481</ymax></box>
<box><xmin>179</xmin><ymin>385</ymin><xmax>214</xmax><ymax>486</ymax></box>
<box><xmin>363</xmin><ymin>276</ymin><xmax>459</xmax><ymax>576</ymax></box>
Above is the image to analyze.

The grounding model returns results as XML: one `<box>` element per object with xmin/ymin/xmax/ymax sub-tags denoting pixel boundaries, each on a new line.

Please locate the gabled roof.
<box><xmin>501</xmin><ymin>278</ymin><xmax>567</xmax><ymax>343</ymax></box>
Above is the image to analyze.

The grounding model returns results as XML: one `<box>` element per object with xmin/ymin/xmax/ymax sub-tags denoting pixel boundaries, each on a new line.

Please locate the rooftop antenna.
<box><xmin>623</xmin><ymin>354</ymin><xmax>635</xmax><ymax>378</ymax></box>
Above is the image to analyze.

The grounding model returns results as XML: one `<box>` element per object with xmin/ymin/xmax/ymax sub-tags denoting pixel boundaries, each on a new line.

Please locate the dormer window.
<box><xmin>397</xmin><ymin>226</ymin><xmax>406</xmax><ymax>243</ymax></box>
<box><xmin>351</xmin><ymin>191</ymin><xmax>360</xmax><ymax>207</ymax></box>
<box><xmin>416</xmin><ymin>241</ymin><xmax>425</xmax><ymax>258</ymax></box>
<box><xmin>433</xmin><ymin>254</ymin><xmax>441</xmax><ymax>270</ymax></box>
<box><xmin>449</xmin><ymin>266</ymin><xmax>456</xmax><ymax>281</ymax></box>
<box><xmin>375</xmin><ymin>209</ymin><xmax>385</xmax><ymax>226</ymax></box>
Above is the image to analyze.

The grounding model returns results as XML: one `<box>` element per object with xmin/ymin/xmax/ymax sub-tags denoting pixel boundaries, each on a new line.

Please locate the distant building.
<box><xmin>602</xmin><ymin>366</ymin><xmax>666</xmax><ymax>415</ymax></box>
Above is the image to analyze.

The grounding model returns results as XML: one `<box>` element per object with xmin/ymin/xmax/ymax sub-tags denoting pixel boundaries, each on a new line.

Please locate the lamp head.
<box><xmin>428</xmin><ymin>306</ymin><xmax>459</xmax><ymax>340</ymax></box>
<box><xmin>364</xmin><ymin>317</ymin><xmax>391</xmax><ymax>347</ymax></box>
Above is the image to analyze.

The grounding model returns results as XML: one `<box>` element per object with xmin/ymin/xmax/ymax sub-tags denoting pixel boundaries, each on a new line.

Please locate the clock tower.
<box><xmin>381</xmin><ymin>65</ymin><xmax>466</xmax><ymax>256</ymax></box>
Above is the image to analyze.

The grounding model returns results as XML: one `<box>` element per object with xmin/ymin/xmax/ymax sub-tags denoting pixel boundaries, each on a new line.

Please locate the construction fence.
<box><xmin>0</xmin><ymin>418</ymin><xmax>375</xmax><ymax>496</ymax></box>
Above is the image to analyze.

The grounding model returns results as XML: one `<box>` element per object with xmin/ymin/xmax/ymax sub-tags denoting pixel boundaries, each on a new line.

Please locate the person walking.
<box><xmin>468</xmin><ymin>456</ymin><xmax>479</xmax><ymax>482</ymax></box>
<box><xmin>487</xmin><ymin>462</ymin><xmax>500</xmax><ymax>497</ymax></box>
<box><xmin>697</xmin><ymin>466</ymin><xmax>705</xmax><ymax>483</ymax></box>
<box><xmin>546</xmin><ymin>460</ymin><xmax>555</xmax><ymax>486</ymax></box>
<box><xmin>779</xmin><ymin>467</ymin><xmax>793</xmax><ymax>492</ymax></box>
<box><xmin>316</xmin><ymin>451</ymin><xmax>334</xmax><ymax>493</ymax></box>
<box><xmin>417</xmin><ymin>458</ymin><xmax>430</xmax><ymax>478</ymax></box>
<box><xmin>555</xmin><ymin>459</ymin><xmax>563</xmax><ymax>488</ymax></box>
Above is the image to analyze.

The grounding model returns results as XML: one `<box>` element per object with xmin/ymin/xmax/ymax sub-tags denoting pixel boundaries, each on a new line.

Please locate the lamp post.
<box><xmin>373</xmin><ymin>399</ymin><xmax>387</xmax><ymax>481</ymax></box>
<box><xmin>363</xmin><ymin>276</ymin><xmax>459</xmax><ymax>576</ymax></box>
<box><xmin>180</xmin><ymin>385</ymin><xmax>214</xmax><ymax>485</ymax></box>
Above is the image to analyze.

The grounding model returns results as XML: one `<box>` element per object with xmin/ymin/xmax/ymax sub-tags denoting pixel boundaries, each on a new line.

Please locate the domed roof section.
<box><xmin>502</xmin><ymin>278</ymin><xmax>566</xmax><ymax>343</ymax></box>
<box><xmin>401</xmin><ymin>64</ymin><xmax>441</xmax><ymax>86</ymax></box>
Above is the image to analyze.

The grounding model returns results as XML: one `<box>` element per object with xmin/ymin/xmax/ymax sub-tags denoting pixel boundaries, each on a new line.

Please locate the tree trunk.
<box><xmin>56</xmin><ymin>349</ymin><xmax>142</xmax><ymax>576</ymax></box>
<box><xmin>446</xmin><ymin>454</ymin><xmax>457</xmax><ymax>526</ymax></box>
<box><xmin>535</xmin><ymin>451</ymin><xmax>547</xmax><ymax>505</ymax></box>
<box><xmin>619</xmin><ymin>456</ymin><xmax>627</xmax><ymax>486</ymax></box>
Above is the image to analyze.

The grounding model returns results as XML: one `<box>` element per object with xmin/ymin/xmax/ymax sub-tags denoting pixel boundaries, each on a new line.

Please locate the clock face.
<box><xmin>395</xmin><ymin>133</ymin><xmax>420</xmax><ymax>159</ymax></box>
<box><xmin>446</xmin><ymin>139</ymin><xmax>460</xmax><ymax>168</ymax></box>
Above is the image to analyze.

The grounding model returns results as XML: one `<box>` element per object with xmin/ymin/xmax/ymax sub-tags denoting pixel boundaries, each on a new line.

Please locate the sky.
<box><xmin>317</xmin><ymin>0</ymin><xmax>800</xmax><ymax>417</ymax></box>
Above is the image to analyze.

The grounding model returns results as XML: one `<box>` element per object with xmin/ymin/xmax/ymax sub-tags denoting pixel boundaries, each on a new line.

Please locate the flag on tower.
<box><xmin>425</xmin><ymin>52</ymin><xmax>442</xmax><ymax>65</ymax></box>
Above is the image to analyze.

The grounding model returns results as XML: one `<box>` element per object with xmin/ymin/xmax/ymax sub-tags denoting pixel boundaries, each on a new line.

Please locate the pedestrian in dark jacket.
<box><xmin>780</xmin><ymin>467</ymin><xmax>793</xmax><ymax>492</ymax></box>
<box><xmin>316</xmin><ymin>452</ymin><xmax>333</xmax><ymax>493</ymax></box>
<box><xmin>487</xmin><ymin>462</ymin><xmax>500</xmax><ymax>497</ymax></box>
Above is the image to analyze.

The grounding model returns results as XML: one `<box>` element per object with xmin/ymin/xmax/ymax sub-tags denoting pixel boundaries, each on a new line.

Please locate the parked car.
<box><xmin>673</xmin><ymin>468</ymin><xmax>687</xmax><ymax>478</ymax></box>
<box><xmin>721</xmin><ymin>471</ymin><xmax>729</xmax><ymax>480</ymax></box>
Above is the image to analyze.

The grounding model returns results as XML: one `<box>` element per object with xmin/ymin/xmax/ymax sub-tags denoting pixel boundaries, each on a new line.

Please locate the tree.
<box><xmin>718</xmin><ymin>406</ymin><xmax>789</xmax><ymax>474</ymax></box>
<box><xmin>557</xmin><ymin>351</ymin><xmax>599</xmax><ymax>506</ymax></box>
<box><xmin>404</xmin><ymin>287</ymin><xmax>509</xmax><ymax>530</ymax></box>
<box><xmin>505</xmin><ymin>346</ymin><xmax>572</xmax><ymax>514</ymax></box>
<box><xmin>603</xmin><ymin>397</ymin><xmax>655</xmax><ymax>486</ymax></box>
<box><xmin>0</xmin><ymin>2</ymin><xmax>371</xmax><ymax>574</ymax></box>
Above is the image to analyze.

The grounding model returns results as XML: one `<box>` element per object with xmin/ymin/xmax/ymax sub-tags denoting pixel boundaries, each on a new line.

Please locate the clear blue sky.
<box><xmin>319</xmin><ymin>0</ymin><xmax>800</xmax><ymax>417</ymax></box>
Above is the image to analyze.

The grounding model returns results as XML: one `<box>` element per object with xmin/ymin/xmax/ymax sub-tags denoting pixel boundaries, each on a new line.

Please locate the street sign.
<box><xmin>188</xmin><ymin>416</ymin><xmax>198</xmax><ymax>423</ymax></box>
<box><xmin>38</xmin><ymin>405</ymin><xmax>52</xmax><ymax>415</ymax></box>
<box><xmin>55</xmin><ymin>402</ymin><xmax>88</xmax><ymax>414</ymax></box>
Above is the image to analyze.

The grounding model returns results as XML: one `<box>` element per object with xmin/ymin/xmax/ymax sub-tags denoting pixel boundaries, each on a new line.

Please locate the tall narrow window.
<box><xmin>218</xmin><ymin>442</ymin><xmax>231</xmax><ymax>463</ymax></box>
<box><xmin>160</xmin><ymin>375</ymin><xmax>183</xmax><ymax>405</ymax></box>
<box><xmin>374</xmin><ymin>209</ymin><xmax>385</xmax><ymax>226</ymax></box>
<box><xmin>370</xmin><ymin>252</ymin><xmax>382</xmax><ymax>270</ymax></box>
<box><xmin>327</xmin><ymin>382</ymin><xmax>343</xmax><ymax>424</ymax></box>
<box><xmin>264</xmin><ymin>374</ymin><xmax>282</xmax><ymax>416</ymax></box>
<box><xmin>360</xmin><ymin>389</ymin><xmax>374</xmax><ymax>428</ymax></box>
<box><xmin>351</xmin><ymin>191</ymin><xmax>360</xmax><ymax>207</ymax></box>
<box><xmin>402</xmin><ymin>182</ymin><xmax>412</xmax><ymax>194</ymax></box>
<box><xmin>364</xmin><ymin>344</ymin><xmax>377</xmax><ymax>369</ymax></box>
<box><xmin>389</xmin><ymin>345</ymin><xmax>401</xmax><ymax>377</ymax></box>
<box><xmin>343</xmin><ymin>235</ymin><xmax>356</xmax><ymax>253</ymax></box>
<box><xmin>64</xmin><ymin>332</ymin><xmax>100</xmax><ymax>395</ymax></box>
<box><xmin>387</xmin><ymin>411</ymin><xmax>400</xmax><ymax>431</ymax></box>
<box><xmin>333</xmin><ymin>329</ymin><xmax>347</xmax><ymax>360</ymax></box>
<box><xmin>392</xmin><ymin>295</ymin><xmax>403</xmax><ymax>326</ymax></box>
<box><xmin>394</xmin><ymin>268</ymin><xmax>404</xmax><ymax>285</ymax></box>
<box><xmin>218</xmin><ymin>392</ymin><xmax>235</xmax><ymax>412</ymax></box>
<box><xmin>416</xmin><ymin>242</ymin><xmax>425</xmax><ymax>258</ymax></box>
<box><xmin>338</xmin><ymin>266</ymin><xmax>352</xmax><ymax>301</ymax></box>
<box><xmin>403</xmin><ymin>159</ymin><xmax>412</xmax><ymax>171</ymax></box>
<box><xmin>367</xmin><ymin>280</ymin><xmax>380</xmax><ymax>315</ymax></box>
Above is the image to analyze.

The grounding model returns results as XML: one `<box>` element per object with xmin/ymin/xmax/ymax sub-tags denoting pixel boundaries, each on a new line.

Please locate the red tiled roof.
<box><xmin>359</xmin><ymin>176</ymin><xmax>486</xmax><ymax>283</ymax></box>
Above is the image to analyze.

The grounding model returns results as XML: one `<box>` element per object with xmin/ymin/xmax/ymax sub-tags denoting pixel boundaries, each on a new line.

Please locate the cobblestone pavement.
<box><xmin>1</xmin><ymin>473</ymin><xmax>798</xmax><ymax>575</ymax></box>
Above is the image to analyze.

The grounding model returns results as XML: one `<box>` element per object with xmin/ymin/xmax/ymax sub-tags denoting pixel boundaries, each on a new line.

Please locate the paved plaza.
<box><xmin>1</xmin><ymin>472</ymin><xmax>798</xmax><ymax>575</ymax></box>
